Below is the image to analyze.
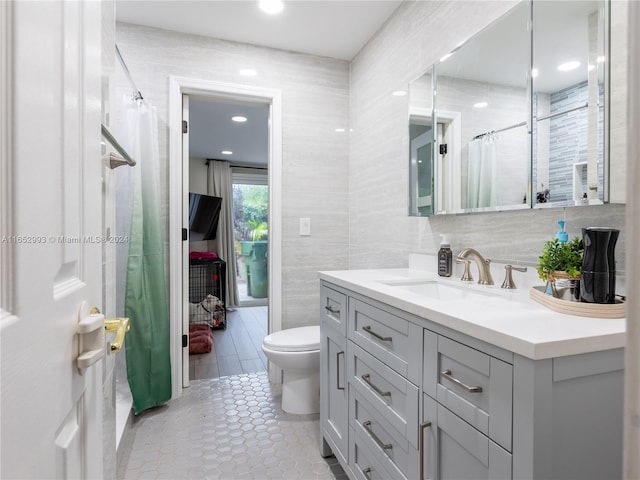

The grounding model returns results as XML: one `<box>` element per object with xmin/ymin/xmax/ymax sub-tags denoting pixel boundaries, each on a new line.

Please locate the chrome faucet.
<box><xmin>457</xmin><ymin>248</ymin><xmax>494</xmax><ymax>285</ymax></box>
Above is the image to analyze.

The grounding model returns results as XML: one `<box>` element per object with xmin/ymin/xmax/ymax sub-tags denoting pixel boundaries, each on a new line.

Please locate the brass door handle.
<box><xmin>104</xmin><ymin>317</ymin><xmax>130</xmax><ymax>353</ymax></box>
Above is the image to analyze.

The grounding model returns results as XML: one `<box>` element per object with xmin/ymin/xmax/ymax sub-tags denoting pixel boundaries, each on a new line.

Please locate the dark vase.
<box><xmin>581</xmin><ymin>227</ymin><xmax>616</xmax><ymax>304</ymax></box>
<box><xmin>607</xmin><ymin>229</ymin><xmax>620</xmax><ymax>303</ymax></box>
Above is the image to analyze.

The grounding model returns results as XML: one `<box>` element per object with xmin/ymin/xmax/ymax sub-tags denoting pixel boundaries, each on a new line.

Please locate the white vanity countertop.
<box><xmin>318</xmin><ymin>268</ymin><xmax>626</xmax><ymax>360</ymax></box>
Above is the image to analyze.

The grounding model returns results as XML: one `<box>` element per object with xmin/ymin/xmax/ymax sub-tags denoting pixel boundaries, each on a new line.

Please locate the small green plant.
<box><xmin>536</xmin><ymin>237</ymin><xmax>583</xmax><ymax>281</ymax></box>
<box><xmin>247</xmin><ymin>219</ymin><xmax>268</xmax><ymax>241</ymax></box>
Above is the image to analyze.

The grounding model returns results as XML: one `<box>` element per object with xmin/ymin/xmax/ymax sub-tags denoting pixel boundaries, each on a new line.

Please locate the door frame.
<box><xmin>169</xmin><ymin>77</ymin><xmax>282</xmax><ymax>397</ymax></box>
<box><xmin>411</xmin><ymin>107</ymin><xmax>461</xmax><ymax>213</ymax></box>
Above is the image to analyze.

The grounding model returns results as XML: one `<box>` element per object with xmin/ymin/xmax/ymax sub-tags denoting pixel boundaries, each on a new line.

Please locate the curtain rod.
<box><xmin>115</xmin><ymin>44</ymin><xmax>143</xmax><ymax>101</ymax></box>
<box><xmin>205</xmin><ymin>159</ymin><xmax>267</xmax><ymax>170</ymax></box>
<box><xmin>472</xmin><ymin>101</ymin><xmax>589</xmax><ymax>141</ymax></box>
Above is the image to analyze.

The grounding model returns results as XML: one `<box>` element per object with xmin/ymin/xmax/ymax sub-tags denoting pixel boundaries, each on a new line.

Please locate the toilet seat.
<box><xmin>263</xmin><ymin>326</ymin><xmax>319</xmax><ymax>352</ymax></box>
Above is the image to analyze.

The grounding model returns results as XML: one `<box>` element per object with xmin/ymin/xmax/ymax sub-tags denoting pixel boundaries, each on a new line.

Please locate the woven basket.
<box><xmin>546</xmin><ymin>271</ymin><xmax>581</xmax><ymax>299</ymax></box>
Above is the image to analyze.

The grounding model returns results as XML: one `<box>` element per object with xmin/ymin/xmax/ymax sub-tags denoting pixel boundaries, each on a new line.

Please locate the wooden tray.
<box><xmin>529</xmin><ymin>286</ymin><xmax>625</xmax><ymax>319</ymax></box>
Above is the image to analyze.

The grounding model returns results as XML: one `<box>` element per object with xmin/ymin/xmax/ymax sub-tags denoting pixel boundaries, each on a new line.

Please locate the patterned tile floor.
<box><xmin>118</xmin><ymin>372</ymin><xmax>348</xmax><ymax>480</ymax></box>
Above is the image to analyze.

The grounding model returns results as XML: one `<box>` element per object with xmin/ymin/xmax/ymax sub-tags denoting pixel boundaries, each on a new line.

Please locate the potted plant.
<box><xmin>536</xmin><ymin>237</ymin><xmax>583</xmax><ymax>298</ymax></box>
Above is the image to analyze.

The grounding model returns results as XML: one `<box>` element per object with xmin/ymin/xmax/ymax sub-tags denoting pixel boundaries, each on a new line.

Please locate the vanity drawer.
<box><xmin>321</xmin><ymin>284</ymin><xmax>348</xmax><ymax>336</ymax></box>
<box><xmin>350</xmin><ymin>426</ymin><xmax>406</xmax><ymax>480</ymax></box>
<box><xmin>422</xmin><ymin>395</ymin><xmax>512</xmax><ymax>480</ymax></box>
<box><xmin>351</xmin><ymin>387</ymin><xmax>419</xmax><ymax>479</ymax></box>
<box><xmin>349</xmin><ymin>298</ymin><xmax>422</xmax><ymax>383</ymax></box>
<box><xmin>424</xmin><ymin>330</ymin><xmax>513</xmax><ymax>452</ymax></box>
<box><xmin>349</xmin><ymin>343</ymin><xmax>419</xmax><ymax>447</ymax></box>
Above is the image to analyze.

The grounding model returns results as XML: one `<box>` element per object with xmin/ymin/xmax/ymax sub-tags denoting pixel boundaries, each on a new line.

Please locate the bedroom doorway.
<box><xmin>169</xmin><ymin>78</ymin><xmax>283</xmax><ymax>392</ymax></box>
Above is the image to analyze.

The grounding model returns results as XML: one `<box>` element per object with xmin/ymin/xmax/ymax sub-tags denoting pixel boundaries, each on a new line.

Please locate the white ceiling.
<box><xmin>115</xmin><ymin>0</ymin><xmax>402</xmax><ymax>61</ymax></box>
<box><xmin>115</xmin><ymin>0</ymin><xmax>402</xmax><ymax>166</ymax></box>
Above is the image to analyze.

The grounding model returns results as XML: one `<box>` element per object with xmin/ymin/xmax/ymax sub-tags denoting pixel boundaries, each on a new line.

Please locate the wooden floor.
<box><xmin>189</xmin><ymin>306</ymin><xmax>268</xmax><ymax>381</ymax></box>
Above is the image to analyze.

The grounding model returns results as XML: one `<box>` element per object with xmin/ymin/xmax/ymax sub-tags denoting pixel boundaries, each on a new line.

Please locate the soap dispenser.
<box><xmin>438</xmin><ymin>235</ymin><xmax>452</xmax><ymax>277</ymax></box>
<box><xmin>556</xmin><ymin>220</ymin><xmax>568</xmax><ymax>243</ymax></box>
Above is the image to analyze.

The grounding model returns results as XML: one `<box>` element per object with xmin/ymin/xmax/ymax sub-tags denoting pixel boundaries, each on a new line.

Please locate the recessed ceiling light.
<box><xmin>473</xmin><ymin>102</ymin><xmax>488</xmax><ymax>109</ymax></box>
<box><xmin>258</xmin><ymin>0</ymin><xmax>284</xmax><ymax>14</ymax></box>
<box><xmin>232</xmin><ymin>116</ymin><xmax>248</xmax><ymax>123</ymax></box>
<box><xmin>221</xmin><ymin>150</ymin><xmax>233</xmax><ymax>155</ymax></box>
<box><xmin>335</xmin><ymin>128</ymin><xmax>346</xmax><ymax>133</ymax></box>
<box><xmin>239</xmin><ymin>69</ymin><xmax>257</xmax><ymax>77</ymax></box>
<box><xmin>391</xmin><ymin>90</ymin><xmax>407</xmax><ymax>97</ymax></box>
<box><xmin>558</xmin><ymin>61</ymin><xmax>580</xmax><ymax>72</ymax></box>
<box><xmin>532</xmin><ymin>68</ymin><xmax>539</xmax><ymax>78</ymax></box>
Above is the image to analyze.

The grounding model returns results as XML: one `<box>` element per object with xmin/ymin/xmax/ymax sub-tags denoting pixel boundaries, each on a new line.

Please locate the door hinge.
<box><xmin>439</xmin><ymin>144</ymin><xmax>448</xmax><ymax>155</ymax></box>
<box><xmin>182</xmin><ymin>334</ymin><xmax>188</xmax><ymax>348</ymax></box>
<box><xmin>182</xmin><ymin>228</ymin><xmax>188</xmax><ymax>241</ymax></box>
<box><xmin>182</xmin><ymin>120</ymin><xmax>188</xmax><ymax>134</ymax></box>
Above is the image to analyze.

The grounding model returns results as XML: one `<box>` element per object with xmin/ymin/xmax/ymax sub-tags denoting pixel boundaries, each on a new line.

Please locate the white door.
<box><xmin>1</xmin><ymin>2</ymin><xmax>104</xmax><ymax>478</ymax></box>
<box><xmin>411</xmin><ymin>129</ymin><xmax>434</xmax><ymax>215</ymax></box>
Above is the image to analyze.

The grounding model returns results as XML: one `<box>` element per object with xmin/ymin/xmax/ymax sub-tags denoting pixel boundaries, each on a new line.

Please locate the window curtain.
<box><xmin>467</xmin><ymin>135</ymin><xmax>498</xmax><ymax>208</ymax></box>
<box><xmin>121</xmin><ymin>98</ymin><xmax>172</xmax><ymax>414</ymax></box>
<box><xmin>207</xmin><ymin>160</ymin><xmax>239</xmax><ymax>307</ymax></box>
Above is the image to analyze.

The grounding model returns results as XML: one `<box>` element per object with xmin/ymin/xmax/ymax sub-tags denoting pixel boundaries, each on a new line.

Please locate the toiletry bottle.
<box><xmin>556</xmin><ymin>220</ymin><xmax>568</xmax><ymax>243</ymax></box>
<box><xmin>438</xmin><ymin>235</ymin><xmax>452</xmax><ymax>277</ymax></box>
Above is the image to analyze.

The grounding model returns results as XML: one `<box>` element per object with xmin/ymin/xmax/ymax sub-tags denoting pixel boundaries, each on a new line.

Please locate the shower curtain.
<box><xmin>207</xmin><ymin>160</ymin><xmax>239</xmax><ymax>307</ymax></box>
<box><xmin>122</xmin><ymin>98</ymin><xmax>172</xmax><ymax>414</ymax></box>
<box><xmin>467</xmin><ymin>135</ymin><xmax>498</xmax><ymax>208</ymax></box>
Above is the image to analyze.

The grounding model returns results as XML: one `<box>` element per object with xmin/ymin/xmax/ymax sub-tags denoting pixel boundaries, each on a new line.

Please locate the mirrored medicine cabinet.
<box><xmin>409</xmin><ymin>0</ymin><xmax>617</xmax><ymax>216</ymax></box>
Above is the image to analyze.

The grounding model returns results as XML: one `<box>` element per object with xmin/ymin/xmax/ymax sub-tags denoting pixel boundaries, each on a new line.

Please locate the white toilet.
<box><xmin>262</xmin><ymin>325</ymin><xmax>320</xmax><ymax>415</ymax></box>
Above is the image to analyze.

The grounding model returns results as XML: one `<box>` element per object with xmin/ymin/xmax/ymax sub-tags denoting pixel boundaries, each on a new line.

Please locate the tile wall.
<box><xmin>349</xmin><ymin>0</ymin><xmax>626</xmax><ymax>274</ymax></box>
<box><xmin>114</xmin><ymin>23</ymin><xmax>350</xmax><ymax>330</ymax></box>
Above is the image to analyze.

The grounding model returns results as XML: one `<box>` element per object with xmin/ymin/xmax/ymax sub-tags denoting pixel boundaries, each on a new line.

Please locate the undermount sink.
<box><xmin>379</xmin><ymin>278</ymin><xmax>507</xmax><ymax>302</ymax></box>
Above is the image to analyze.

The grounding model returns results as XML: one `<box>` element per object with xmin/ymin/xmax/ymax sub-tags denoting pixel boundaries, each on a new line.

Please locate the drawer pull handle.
<box><xmin>361</xmin><ymin>374</ymin><xmax>391</xmax><ymax>397</ymax></box>
<box><xmin>336</xmin><ymin>351</ymin><xmax>345</xmax><ymax>390</ymax></box>
<box><xmin>362</xmin><ymin>325</ymin><xmax>392</xmax><ymax>342</ymax></box>
<box><xmin>362</xmin><ymin>467</ymin><xmax>372</xmax><ymax>479</ymax></box>
<box><xmin>325</xmin><ymin>305</ymin><xmax>340</xmax><ymax>315</ymax></box>
<box><xmin>363</xmin><ymin>420</ymin><xmax>392</xmax><ymax>450</ymax></box>
<box><xmin>419</xmin><ymin>421</ymin><xmax>433</xmax><ymax>480</ymax></box>
<box><xmin>440</xmin><ymin>370</ymin><xmax>483</xmax><ymax>393</ymax></box>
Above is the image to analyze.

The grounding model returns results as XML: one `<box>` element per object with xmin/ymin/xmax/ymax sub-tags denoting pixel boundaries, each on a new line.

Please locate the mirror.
<box><xmin>532</xmin><ymin>0</ymin><xmax>607</xmax><ymax>208</ymax></box>
<box><xmin>409</xmin><ymin>0</ymin><xmax>611</xmax><ymax>216</ymax></box>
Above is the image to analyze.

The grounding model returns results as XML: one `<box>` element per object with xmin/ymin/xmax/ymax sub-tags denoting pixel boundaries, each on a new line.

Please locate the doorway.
<box><xmin>169</xmin><ymin>78</ymin><xmax>283</xmax><ymax>394</ymax></box>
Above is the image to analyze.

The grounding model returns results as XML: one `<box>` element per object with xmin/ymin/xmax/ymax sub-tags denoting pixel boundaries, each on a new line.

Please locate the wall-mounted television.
<box><xmin>189</xmin><ymin>193</ymin><xmax>222</xmax><ymax>242</ymax></box>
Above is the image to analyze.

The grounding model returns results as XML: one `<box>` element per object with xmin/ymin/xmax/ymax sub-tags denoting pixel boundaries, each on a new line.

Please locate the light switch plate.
<box><xmin>300</xmin><ymin>217</ymin><xmax>311</xmax><ymax>236</ymax></box>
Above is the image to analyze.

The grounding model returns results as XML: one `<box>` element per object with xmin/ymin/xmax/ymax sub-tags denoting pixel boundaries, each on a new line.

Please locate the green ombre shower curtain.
<box><xmin>122</xmin><ymin>98</ymin><xmax>171</xmax><ymax>413</ymax></box>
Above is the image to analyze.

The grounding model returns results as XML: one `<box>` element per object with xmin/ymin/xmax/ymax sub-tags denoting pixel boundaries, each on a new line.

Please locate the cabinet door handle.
<box><xmin>336</xmin><ymin>351</ymin><xmax>345</xmax><ymax>390</ymax></box>
<box><xmin>419</xmin><ymin>421</ymin><xmax>433</xmax><ymax>480</ymax></box>
<box><xmin>440</xmin><ymin>369</ymin><xmax>483</xmax><ymax>393</ymax></box>
<box><xmin>325</xmin><ymin>305</ymin><xmax>340</xmax><ymax>315</ymax></box>
<box><xmin>361</xmin><ymin>374</ymin><xmax>391</xmax><ymax>397</ymax></box>
<box><xmin>363</xmin><ymin>420</ymin><xmax>392</xmax><ymax>450</ymax></box>
<box><xmin>361</xmin><ymin>467</ymin><xmax>372</xmax><ymax>479</ymax></box>
<box><xmin>362</xmin><ymin>325</ymin><xmax>392</xmax><ymax>342</ymax></box>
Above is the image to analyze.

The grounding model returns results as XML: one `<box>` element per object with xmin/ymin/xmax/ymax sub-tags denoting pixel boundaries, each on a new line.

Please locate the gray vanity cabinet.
<box><xmin>422</xmin><ymin>331</ymin><xmax>513</xmax><ymax>479</ymax></box>
<box><xmin>320</xmin><ymin>285</ymin><xmax>349</xmax><ymax>466</ymax></box>
<box><xmin>319</xmin><ymin>280</ymin><xmax>624</xmax><ymax>480</ymax></box>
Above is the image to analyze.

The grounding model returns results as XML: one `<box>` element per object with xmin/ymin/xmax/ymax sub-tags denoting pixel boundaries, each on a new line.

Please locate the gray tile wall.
<box><xmin>115</xmin><ymin>23</ymin><xmax>350</xmax><ymax>329</ymax></box>
<box><xmin>547</xmin><ymin>81</ymin><xmax>605</xmax><ymax>205</ymax></box>
<box><xmin>349</xmin><ymin>0</ymin><xmax>626</xmax><ymax>274</ymax></box>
